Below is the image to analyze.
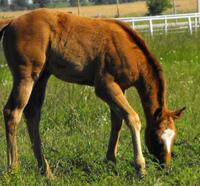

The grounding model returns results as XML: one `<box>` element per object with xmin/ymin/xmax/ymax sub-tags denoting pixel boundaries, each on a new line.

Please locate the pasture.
<box><xmin>0</xmin><ymin>31</ymin><xmax>200</xmax><ymax>186</ymax></box>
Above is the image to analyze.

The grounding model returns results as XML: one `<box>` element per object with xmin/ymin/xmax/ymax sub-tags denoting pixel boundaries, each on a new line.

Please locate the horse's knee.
<box><xmin>126</xmin><ymin>114</ymin><xmax>141</xmax><ymax>132</ymax></box>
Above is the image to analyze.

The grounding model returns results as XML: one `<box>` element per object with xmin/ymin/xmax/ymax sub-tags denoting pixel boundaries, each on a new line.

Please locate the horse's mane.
<box><xmin>108</xmin><ymin>19</ymin><xmax>166</xmax><ymax>107</ymax></box>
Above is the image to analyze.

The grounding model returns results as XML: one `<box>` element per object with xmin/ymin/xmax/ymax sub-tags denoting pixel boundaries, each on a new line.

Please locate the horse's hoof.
<box><xmin>46</xmin><ymin>172</ymin><xmax>55</xmax><ymax>180</ymax></box>
<box><xmin>138</xmin><ymin>168</ymin><xmax>146</xmax><ymax>180</ymax></box>
<box><xmin>104</xmin><ymin>156</ymin><xmax>116</xmax><ymax>164</ymax></box>
<box><xmin>135</xmin><ymin>163</ymin><xmax>146</xmax><ymax>179</ymax></box>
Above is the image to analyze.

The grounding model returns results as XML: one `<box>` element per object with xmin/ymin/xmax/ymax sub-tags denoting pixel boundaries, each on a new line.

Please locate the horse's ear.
<box><xmin>171</xmin><ymin>107</ymin><xmax>186</xmax><ymax>119</ymax></box>
<box><xmin>154</xmin><ymin>108</ymin><xmax>163</xmax><ymax>121</ymax></box>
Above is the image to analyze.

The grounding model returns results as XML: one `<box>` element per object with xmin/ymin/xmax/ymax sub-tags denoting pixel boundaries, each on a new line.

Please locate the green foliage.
<box><xmin>3</xmin><ymin>0</ymin><xmax>139</xmax><ymax>11</ymax></box>
<box><xmin>49</xmin><ymin>1</ymin><xmax>70</xmax><ymax>8</ymax></box>
<box><xmin>69</xmin><ymin>0</ymin><xmax>79</xmax><ymax>7</ymax></box>
<box><xmin>0</xmin><ymin>0</ymin><xmax>8</xmax><ymax>6</ymax></box>
<box><xmin>69</xmin><ymin>0</ymin><xmax>93</xmax><ymax>7</ymax></box>
<box><xmin>33</xmin><ymin>0</ymin><xmax>50</xmax><ymax>8</ymax></box>
<box><xmin>10</xmin><ymin>0</ymin><xmax>28</xmax><ymax>11</ymax></box>
<box><xmin>94</xmin><ymin>0</ymin><xmax>135</xmax><ymax>5</ymax></box>
<box><xmin>0</xmin><ymin>32</ymin><xmax>200</xmax><ymax>184</ymax></box>
<box><xmin>146</xmin><ymin>0</ymin><xmax>172</xmax><ymax>15</ymax></box>
<box><xmin>0</xmin><ymin>0</ymin><xmax>8</xmax><ymax>11</ymax></box>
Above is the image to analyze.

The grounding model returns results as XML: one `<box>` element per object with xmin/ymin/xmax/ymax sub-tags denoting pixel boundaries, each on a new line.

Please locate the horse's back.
<box><xmin>3</xmin><ymin>8</ymin><xmax>142</xmax><ymax>88</ymax></box>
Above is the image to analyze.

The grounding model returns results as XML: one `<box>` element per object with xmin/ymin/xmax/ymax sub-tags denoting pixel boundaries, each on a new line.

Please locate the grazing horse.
<box><xmin>0</xmin><ymin>8</ymin><xmax>185</xmax><ymax>178</ymax></box>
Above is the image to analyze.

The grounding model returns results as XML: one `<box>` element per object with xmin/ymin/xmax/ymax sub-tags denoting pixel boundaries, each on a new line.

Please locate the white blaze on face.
<box><xmin>161</xmin><ymin>128</ymin><xmax>175</xmax><ymax>153</ymax></box>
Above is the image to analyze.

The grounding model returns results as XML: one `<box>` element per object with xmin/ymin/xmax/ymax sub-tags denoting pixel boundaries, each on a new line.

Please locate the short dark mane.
<box><xmin>108</xmin><ymin>19</ymin><xmax>166</xmax><ymax>107</ymax></box>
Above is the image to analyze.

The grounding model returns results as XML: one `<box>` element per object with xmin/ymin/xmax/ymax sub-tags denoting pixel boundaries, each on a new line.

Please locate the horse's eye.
<box><xmin>167</xmin><ymin>119</ymin><xmax>171</xmax><ymax>124</ymax></box>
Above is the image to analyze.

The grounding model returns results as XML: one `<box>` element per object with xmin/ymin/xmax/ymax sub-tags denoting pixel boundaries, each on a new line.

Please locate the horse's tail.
<box><xmin>0</xmin><ymin>18</ymin><xmax>15</xmax><ymax>41</ymax></box>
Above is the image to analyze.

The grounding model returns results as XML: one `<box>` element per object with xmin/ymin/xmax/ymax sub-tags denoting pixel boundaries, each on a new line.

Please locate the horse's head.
<box><xmin>145</xmin><ymin>107</ymin><xmax>186</xmax><ymax>165</ymax></box>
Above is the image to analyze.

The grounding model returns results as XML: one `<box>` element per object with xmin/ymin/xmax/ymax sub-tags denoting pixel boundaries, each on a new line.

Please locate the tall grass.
<box><xmin>0</xmin><ymin>31</ymin><xmax>200</xmax><ymax>185</ymax></box>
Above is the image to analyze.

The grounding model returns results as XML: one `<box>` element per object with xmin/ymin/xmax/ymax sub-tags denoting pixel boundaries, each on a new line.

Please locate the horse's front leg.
<box><xmin>105</xmin><ymin>108</ymin><xmax>124</xmax><ymax>163</ymax></box>
<box><xmin>126</xmin><ymin>113</ymin><xmax>146</xmax><ymax>178</ymax></box>
<box><xmin>23</xmin><ymin>70</ymin><xmax>52</xmax><ymax>178</ymax></box>
<box><xmin>95</xmin><ymin>79</ymin><xmax>146</xmax><ymax>178</ymax></box>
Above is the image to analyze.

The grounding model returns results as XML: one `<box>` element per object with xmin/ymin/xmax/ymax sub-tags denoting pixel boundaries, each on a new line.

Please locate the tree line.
<box><xmin>1</xmin><ymin>0</ymin><xmax>51</xmax><ymax>11</ymax></box>
<box><xmin>0</xmin><ymin>0</ymin><xmax>139</xmax><ymax>11</ymax></box>
<box><xmin>0</xmin><ymin>0</ymin><xmax>171</xmax><ymax>16</ymax></box>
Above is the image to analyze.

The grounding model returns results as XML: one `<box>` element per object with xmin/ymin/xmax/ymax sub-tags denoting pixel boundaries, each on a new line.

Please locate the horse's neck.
<box><xmin>136</xmin><ymin>63</ymin><xmax>167</xmax><ymax>125</ymax></box>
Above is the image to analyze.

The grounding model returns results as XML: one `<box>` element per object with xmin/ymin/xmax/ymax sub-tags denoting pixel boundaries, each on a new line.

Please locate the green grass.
<box><xmin>0</xmin><ymin>32</ymin><xmax>200</xmax><ymax>185</ymax></box>
<box><xmin>48</xmin><ymin>2</ymin><xmax>95</xmax><ymax>8</ymax></box>
<box><xmin>48</xmin><ymin>2</ymin><xmax>71</xmax><ymax>8</ymax></box>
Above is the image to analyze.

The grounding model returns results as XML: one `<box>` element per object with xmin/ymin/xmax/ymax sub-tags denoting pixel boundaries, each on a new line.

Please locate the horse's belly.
<box><xmin>46</xmin><ymin>59</ymin><xmax>95</xmax><ymax>86</ymax></box>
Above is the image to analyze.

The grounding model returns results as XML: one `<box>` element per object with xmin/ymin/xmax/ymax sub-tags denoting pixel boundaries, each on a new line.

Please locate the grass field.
<box><xmin>0</xmin><ymin>30</ymin><xmax>200</xmax><ymax>184</ymax></box>
<box><xmin>0</xmin><ymin>0</ymin><xmax>198</xmax><ymax>19</ymax></box>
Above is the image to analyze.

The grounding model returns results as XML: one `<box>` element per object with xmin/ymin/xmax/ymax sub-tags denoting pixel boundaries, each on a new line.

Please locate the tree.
<box><xmin>33</xmin><ymin>0</ymin><xmax>50</xmax><ymax>8</ymax></box>
<box><xmin>69</xmin><ymin>0</ymin><xmax>78</xmax><ymax>6</ymax></box>
<box><xmin>94</xmin><ymin>0</ymin><xmax>134</xmax><ymax>5</ymax></box>
<box><xmin>146</xmin><ymin>0</ymin><xmax>172</xmax><ymax>16</ymax></box>
<box><xmin>94</xmin><ymin>0</ymin><xmax>115</xmax><ymax>5</ymax></box>
<box><xmin>69</xmin><ymin>0</ymin><xmax>89</xmax><ymax>7</ymax></box>
<box><xmin>0</xmin><ymin>0</ymin><xmax>8</xmax><ymax>7</ymax></box>
<box><xmin>0</xmin><ymin>0</ymin><xmax>8</xmax><ymax>11</ymax></box>
<box><xmin>10</xmin><ymin>0</ymin><xmax>28</xmax><ymax>11</ymax></box>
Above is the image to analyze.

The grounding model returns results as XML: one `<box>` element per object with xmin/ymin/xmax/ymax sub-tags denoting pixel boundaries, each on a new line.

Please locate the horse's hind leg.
<box><xmin>105</xmin><ymin>107</ymin><xmax>124</xmax><ymax>163</ymax></box>
<box><xmin>4</xmin><ymin>77</ymin><xmax>34</xmax><ymax>170</ymax></box>
<box><xmin>23</xmin><ymin>70</ymin><xmax>52</xmax><ymax>178</ymax></box>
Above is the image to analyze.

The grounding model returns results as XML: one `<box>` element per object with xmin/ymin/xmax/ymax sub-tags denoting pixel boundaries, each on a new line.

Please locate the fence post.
<box><xmin>188</xmin><ymin>17</ymin><xmax>192</xmax><ymax>35</ymax></box>
<box><xmin>132</xmin><ymin>19</ymin><xmax>135</xmax><ymax>29</ymax></box>
<box><xmin>195</xmin><ymin>15</ymin><xmax>197</xmax><ymax>32</ymax></box>
<box><xmin>165</xmin><ymin>18</ymin><xmax>168</xmax><ymax>35</ymax></box>
<box><xmin>149</xmin><ymin>19</ymin><xmax>153</xmax><ymax>36</ymax></box>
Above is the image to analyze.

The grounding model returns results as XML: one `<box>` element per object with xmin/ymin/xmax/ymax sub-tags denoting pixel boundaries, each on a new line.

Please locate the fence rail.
<box><xmin>115</xmin><ymin>13</ymin><xmax>200</xmax><ymax>36</ymax></box>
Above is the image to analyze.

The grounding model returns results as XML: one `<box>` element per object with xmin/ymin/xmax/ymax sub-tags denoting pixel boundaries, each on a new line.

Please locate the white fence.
<box><xmin>116</xmin><ymin>13</ymin><xmax>200</xmax><ymax>36</ymax></box>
